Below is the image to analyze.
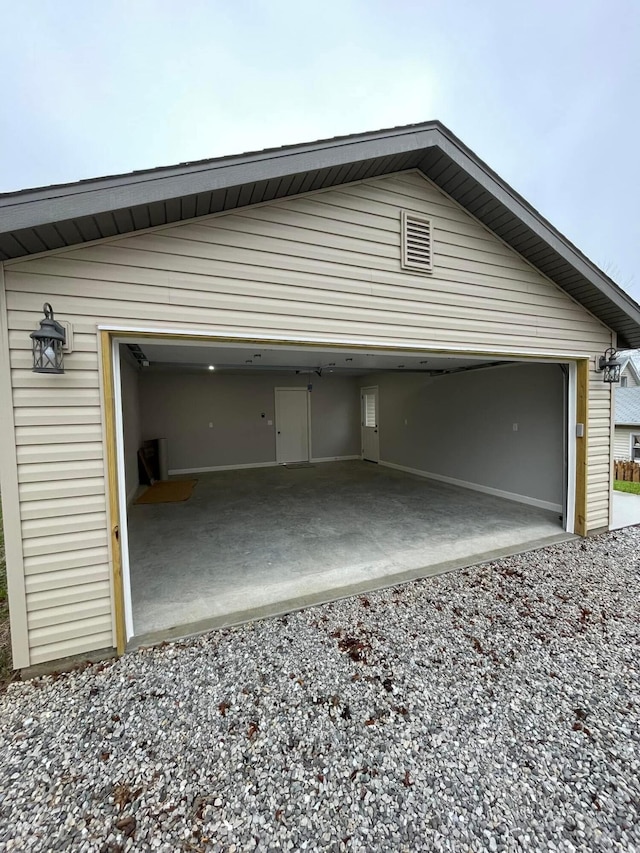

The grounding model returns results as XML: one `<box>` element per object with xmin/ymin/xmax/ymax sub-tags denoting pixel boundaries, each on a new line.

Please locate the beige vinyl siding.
<box><xmin>587</xmin><ymin>369</ymin><xmax>614</xmax><ymax>529</ymax></box>
<box><xmin>614</xmin><ymin>426</ymin><xmax>639</xmax><ymax>460</ymax></box>
<box><xmin>3</xmin><ymin>169</ymin><xmax>613</xmax><ymax>665</ymax></box>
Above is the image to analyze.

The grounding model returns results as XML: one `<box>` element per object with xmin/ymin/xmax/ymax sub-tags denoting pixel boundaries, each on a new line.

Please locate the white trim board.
<box><xmin>103</xmin><ymin>326</ymin><xmax>589</xmax><ymax>362</ymax></box>
<box><xmin>169</xmin><ymin>456</ymin><xmax>360</xmax><ymax>475</ymax></box>
<box><xmin>127</xmin><ymin>484</ymin><xmax>142</xmax><ymax>506</ymax></box>
<box><xmin>310</xmin><ymin>455</ymin><xmax>360</xmax><ymax>463</ymax></box>
<box><xmin>379</xmin><ymin>460</ymin><xmax>563</xmax><ymax>514</ymax></box>
<box><xmin>169</xmin><ymin>461</ymin><xmax>280</xmax><ymax>476</ymax></box>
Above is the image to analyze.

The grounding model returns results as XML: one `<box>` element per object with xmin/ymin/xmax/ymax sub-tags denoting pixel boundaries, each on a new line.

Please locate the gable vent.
<box><xmin>401</xmin><ymin>210</ymin><xmax>433</xmax><ymax>274</ymax></box>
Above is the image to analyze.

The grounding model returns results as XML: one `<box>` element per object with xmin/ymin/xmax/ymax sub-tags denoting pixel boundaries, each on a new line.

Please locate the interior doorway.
<box><xmin>361</xmin><ymin>385</ymin><xmax>379</xmax><ymax>462</ymax></box>
<box><xmin>275</xmin><ymin>387</ymin><xmax>310</xmax><ymax>463</ymax></box>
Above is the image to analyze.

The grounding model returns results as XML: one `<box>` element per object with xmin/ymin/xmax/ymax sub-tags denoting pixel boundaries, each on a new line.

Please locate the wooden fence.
<box><xmin>614</xmin><ymin>460</ymin><xmax>640</xmax><ymax>482</ymax></box>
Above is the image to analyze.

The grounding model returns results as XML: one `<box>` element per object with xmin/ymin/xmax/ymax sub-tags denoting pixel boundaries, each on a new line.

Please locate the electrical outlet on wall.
<box><xmin>512</xmin><ymin>423</ymin><xmax>518</xmax><ymax>432</ymax></box>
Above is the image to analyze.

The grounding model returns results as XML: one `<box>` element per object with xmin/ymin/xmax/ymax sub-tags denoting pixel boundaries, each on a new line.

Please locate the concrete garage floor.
<box><xmin>127</xmin><ymin>461</ymin><xmax>570</xmax><ymax>644</ymax></box>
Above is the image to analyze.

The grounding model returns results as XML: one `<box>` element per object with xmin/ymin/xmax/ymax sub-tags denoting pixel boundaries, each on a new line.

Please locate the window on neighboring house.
<box><xmin>632</xmin><ymin>434</ymin><xmax>640</xmax><ymax>461</ymax></box>
<box><xmin>621</xmin><ymin>375</ymin><xmax>628</xmax><ymax>387</ymax></box>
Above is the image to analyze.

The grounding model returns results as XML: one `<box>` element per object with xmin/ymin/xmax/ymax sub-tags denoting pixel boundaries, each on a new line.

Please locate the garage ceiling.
<box><xmin>124</xmin><ymin>341</ymin><xmax>501</xmax><ymax>375</ymax></box>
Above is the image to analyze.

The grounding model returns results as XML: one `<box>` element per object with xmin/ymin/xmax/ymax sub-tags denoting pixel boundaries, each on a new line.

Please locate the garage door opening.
<box><xmin>113</xmin><ymin>338</ymin><xmax>575</xmax><ymax>646</ymax></box>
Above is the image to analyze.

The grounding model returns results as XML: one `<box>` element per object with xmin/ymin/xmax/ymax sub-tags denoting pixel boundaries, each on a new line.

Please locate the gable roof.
<box><xmin>615</xmin><ymin>387</ymin><xmax>640</xmax><ymax>425</ymax></box>
<box><xmin>617</xmin><ymin>350</ymin><xmax>640</xmax><ymax>384</ymax></box>
<box><xmin>2</xmin><ymin>120</ymin><xmax>640</xmax><ymax>347</ymax></box>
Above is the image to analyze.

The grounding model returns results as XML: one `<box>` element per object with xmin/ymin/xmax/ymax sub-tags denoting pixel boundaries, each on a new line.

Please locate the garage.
<box><xmin>5</xmin><ymin>120</ymin><xmax>639</xmax><ymax>671</ymax></box>
<box><xmin>117</xmin><ymin>339</ymin><xmax>572</xmax><ymax>644</ymax></box>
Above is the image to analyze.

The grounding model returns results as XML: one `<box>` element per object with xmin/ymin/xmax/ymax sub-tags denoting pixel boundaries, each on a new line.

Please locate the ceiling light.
<box><xmin>208</xmin><ymin>365</ymin><xmax>215</xmax><ymax>370</ymax></box>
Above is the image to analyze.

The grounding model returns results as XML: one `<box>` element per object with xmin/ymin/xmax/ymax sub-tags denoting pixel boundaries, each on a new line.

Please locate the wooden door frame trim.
<box><xmin>574</xmin><ymin>358</ymin><xmax>589</xmax><ymax>536</ymax></box>
<box><xmin>100</xmin><ymin>331</ymin><xmax>127</xmax><ymax>654</ymax></box>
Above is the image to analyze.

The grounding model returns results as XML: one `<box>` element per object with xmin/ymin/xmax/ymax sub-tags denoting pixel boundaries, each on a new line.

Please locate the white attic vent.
<box><xmin>401</xmin><ymin>210</ymin><xmax>433</xmax><ymax>274</ymax></box>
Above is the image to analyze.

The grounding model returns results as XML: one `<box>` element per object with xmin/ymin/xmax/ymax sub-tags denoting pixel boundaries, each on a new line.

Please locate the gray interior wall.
<box><xmin>138</xmin><ymin>370</ymin><xmax>360</xmax><ymax>471</ymax></box>
<box><xmin>309</xmin><ymin>375</ymin><xmax>361</xmax><ymax>459</ymax></box>
<box><xmin>374</xmin><ymin>363</ymin><xmax>564</xmax><ymax>508</ymax></box>
<box><xmin>120</xmin><ymin>353</ymin><xmax>142</xmax><ymax>501</ymax></box>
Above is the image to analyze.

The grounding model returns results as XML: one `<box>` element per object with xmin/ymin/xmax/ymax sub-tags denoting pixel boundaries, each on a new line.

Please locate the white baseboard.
<box><xmin>310</xmin><ymin>455</ymin><xmax>360</xmax><ymax>463</ymax></box>
<box><xmin>379</xmin><ymin>460</ymin><xmax>562</xmax><ymax>513</ymax></box>
<box><xmin>170</xmin><ymin>456</ymin><xmax>361</xmax><ymax>475</ymax></box>
<box><xmin>169</xmin><ymin>461</ymin><xmax>280</xmax><ymax>475</ymax></box>
<box><xmin>127</xmin><ymin>484</ymin><xmax>141</xmax><ymax>506</ymax></box>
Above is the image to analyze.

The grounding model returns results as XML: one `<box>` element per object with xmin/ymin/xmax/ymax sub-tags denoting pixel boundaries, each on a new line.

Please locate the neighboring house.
<box><xmin>614</xmin><ymin>387</ymin><xmax>640</xmax><ymax>461</ymax></box>
<box><xmin>616</xmin><ymin>350</ymin><xmax>640</xmax><ymax>387</ymax></box>
<box><xmin>2</xmin><ymin>121</ymin><xmax>640</xmax><ymax>673</ymax></box>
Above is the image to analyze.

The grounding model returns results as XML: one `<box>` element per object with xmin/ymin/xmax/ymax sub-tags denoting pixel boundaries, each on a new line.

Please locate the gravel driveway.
<box><xmin>1</xmin><ymin>529</ymin><xmax>639</xmax><ymax>852</ymax></box>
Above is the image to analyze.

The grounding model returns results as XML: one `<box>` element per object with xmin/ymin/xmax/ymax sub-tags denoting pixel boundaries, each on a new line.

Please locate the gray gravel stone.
<box><xmin>1</xmin><ymin>528</ymin><xmax>639</xmax><ymax>850</ymax></box>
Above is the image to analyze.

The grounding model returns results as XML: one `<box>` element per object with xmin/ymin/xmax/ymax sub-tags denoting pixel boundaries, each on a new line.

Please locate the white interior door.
<box><xmin>361</xmin><ymin>386</ymin><xmax>379</xmax><ymax>462</ymax></box>
<box><xmin>275</xmin><ymin>388</ymin><xmax>310</xmax><ymax>463</ymax></box>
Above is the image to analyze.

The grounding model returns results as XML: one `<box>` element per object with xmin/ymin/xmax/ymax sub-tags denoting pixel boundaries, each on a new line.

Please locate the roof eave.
<box><xmin>0</xmin><ymin>123</ymin><xmax>444</xmax><ymax>232</ymax></box>
<box><xmin>1</xmin><ymin>120</ymin><xmax>640</xmax><ymax>347</ymax></box>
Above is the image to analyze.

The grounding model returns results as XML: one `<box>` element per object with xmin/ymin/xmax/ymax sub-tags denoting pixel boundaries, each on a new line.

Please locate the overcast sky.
<box><xmin>1</xmin><ymin>1</ymin><xmax>638</xmax><ymax>298</ymax></box>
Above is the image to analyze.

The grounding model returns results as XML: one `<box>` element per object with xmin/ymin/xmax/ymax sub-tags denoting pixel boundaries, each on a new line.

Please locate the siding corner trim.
<box><xmin>0</xmin><ymin>262</ymin><xmax>30</xmax><ymax>668</ymax></box>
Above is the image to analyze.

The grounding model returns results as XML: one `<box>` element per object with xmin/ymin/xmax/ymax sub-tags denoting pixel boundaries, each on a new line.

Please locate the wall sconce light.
<box><xmin>30</xmin><ymin>303</ymin><xmax>66</xmax><ymax>374</ymax></box>
<box><xmin>597</xmin><ymin>347</ymin><xmax>621</xmax><ymax>383</ymax></box>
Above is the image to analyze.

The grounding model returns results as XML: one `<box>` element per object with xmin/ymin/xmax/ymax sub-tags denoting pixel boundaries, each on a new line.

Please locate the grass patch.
<box><xmin>0</xmin><ymin>501</ymin><xmax>14</xmax><ymax>689</ymax></box>
<box><xmin>613</xmin><ymin>480</ymin><xmax>640</xmax><ymax>495</ymax></box>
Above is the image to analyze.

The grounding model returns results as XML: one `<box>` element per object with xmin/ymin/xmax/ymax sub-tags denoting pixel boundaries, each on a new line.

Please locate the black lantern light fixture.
<box><xmin>30</xmin><ymin>303</ymin><xmax>66</xmax><ymax>374</ymax></box>
<box><xmin>597</xmin><ymin>347</ymin><xmax>622</xmax><ymax>384</ymax></box>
